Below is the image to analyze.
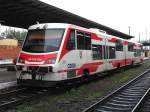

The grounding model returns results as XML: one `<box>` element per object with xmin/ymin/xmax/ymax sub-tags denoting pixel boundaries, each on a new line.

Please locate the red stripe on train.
<box><xmin>59</xmin><ymin>28</ymin><xmax>71</xmax><ymax>62</ymax></box>
<box><xmin>109</xmin><ymin>59</ymin><xmax>126</xmax><ymax>67</ymax></box>
<box><xmin>108</xmin><ymin>38</ymin><xmax>117</xmax><ymax>43</ymax></box>
<box><xmin>91</xmin><ymin>33</ymin><xmax>103</xmax><ymax>41</ymax></box>
<box><xmin>20</xmin><ymin>52</ymin><xmax>57</xmax><ymax>62</ymax></box>
<box><xmin>58</xmin><ymin>62</ymin><xmax>104</xmax><ymax>75</ymax></box>
<box><xmin>77</xmin><ymin>62</ymin><xmax>104</xmax><ymax>75</ymax></box>
<box><xmin>123</xmin><ymin>41</ymin><xmax>128</xmax><ymax>45</ymax></box>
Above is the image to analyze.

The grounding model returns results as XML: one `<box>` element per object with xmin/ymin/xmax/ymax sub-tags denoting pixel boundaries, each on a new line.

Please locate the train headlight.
<box><xmin>45</xmin><ymin>58</ymin><xmax>56</xmax><ymax>64</ymax></box>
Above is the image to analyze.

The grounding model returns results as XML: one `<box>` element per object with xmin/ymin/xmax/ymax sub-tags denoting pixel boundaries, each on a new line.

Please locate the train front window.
<box><xmin>22</xmin><ymin>29</ymin><xmax>64</xmax><ymax>53</ymax></box>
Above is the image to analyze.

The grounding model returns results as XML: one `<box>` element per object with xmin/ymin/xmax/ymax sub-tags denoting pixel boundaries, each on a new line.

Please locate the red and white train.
<box><xmin>16</xmin><ymin>23</ymin><xmax>143</xmax><ymax>87</ymax></box>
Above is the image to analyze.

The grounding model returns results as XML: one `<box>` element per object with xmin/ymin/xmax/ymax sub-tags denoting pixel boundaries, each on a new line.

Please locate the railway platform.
<box><xmin>0</xmin><ymin>68</ymin><xmax>16</xmax><ymax>83</ymax></box>
<box><xmin>0</xmin><ymin>67</ymin><xmax>16</xmax><ymax>89</ymax></box>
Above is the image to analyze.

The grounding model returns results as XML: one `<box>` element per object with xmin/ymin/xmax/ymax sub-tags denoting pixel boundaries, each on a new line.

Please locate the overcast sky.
<box><xmin>40</xmin><ymin>0</ymin><xmax>150</xmax><ymax>41</ymax></box>
<box><xmin>1</xmin><ymin>0</ymin><xmax>150</xmax><ymax>42</ymax></box>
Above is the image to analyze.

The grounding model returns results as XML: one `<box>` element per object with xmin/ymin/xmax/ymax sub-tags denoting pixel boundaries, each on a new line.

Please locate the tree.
<box><xmin>1</xmin><ymin>27</ymin><xmax>27</xmax><ymax>40</ymax></box>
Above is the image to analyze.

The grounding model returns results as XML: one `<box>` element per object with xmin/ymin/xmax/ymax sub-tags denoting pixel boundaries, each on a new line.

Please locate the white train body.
<box><xmin>16</xmin><ymin>23</ymin><xmax>143</xmax><ymax>87</ymax></box>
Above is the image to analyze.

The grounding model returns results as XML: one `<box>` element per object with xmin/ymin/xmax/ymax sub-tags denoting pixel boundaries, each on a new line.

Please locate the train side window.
<box><xmin>98</xmin><ymin>45</ymin><xmax>103</xmax><ymax>59</ymax></box>
<box><xmin>134</xmin><ymin>49</ymin><xmax>141</xmax><ymax>57</ymax></box>
<box><xmin>134</xmin><ymin>49</ymin><xmax>137</xmax><ymax>57</ymax></box>
<box><xmin>77</xmin><ymin>31</ymin><xmax>85</xmax><ymax>49</ymax></box>
<box><xmin>137</xmin><ymin>49</ymin><xmax>142</xmax><ymax>56</ymax></box>
<box><xmin>109</xmin><ymin>46</ymin><xmax>116</xmax><ymax>59</ymax></box>
<box><xmin>92</xmin><ymin>45</ymin><xmax>102</xmax><ymax>60</ymax></box>
<box><xmin>66</xmin><ymin>30</ymin><xmax>75</xmax><ymax>50</ymax></box>
<box><xmin>85</xmin><ymin>33</ymin><xmax>91</xmax><ymax>50</ymax></box>
<box><xmin>128</xmin><ymin>42</ymin><xmax>134</xmax><ymax>51</ymax></box>
<box><xmin>116</xmin><ymin>40</ymin><xmax>123</xmax><ymax>51</ymax></box>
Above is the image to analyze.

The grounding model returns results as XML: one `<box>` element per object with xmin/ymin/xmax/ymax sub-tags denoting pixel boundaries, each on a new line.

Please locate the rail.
<box><xmin>83</xmin><ymin>69</ymin><xmax>150</xmax><ymax>112</ymax></box>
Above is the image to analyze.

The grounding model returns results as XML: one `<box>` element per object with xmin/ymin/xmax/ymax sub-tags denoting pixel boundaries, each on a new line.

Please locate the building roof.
<box><xmin>0</xmin><ymin>0</ymin><xmax>133</xmax><ymax>39</ymax></box>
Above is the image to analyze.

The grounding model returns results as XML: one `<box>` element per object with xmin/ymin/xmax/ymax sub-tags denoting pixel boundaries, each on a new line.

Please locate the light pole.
<box><xmin>139</xmin><ymin>32</ymin><xmax>140</xmax><ymax>42</ymax></box>
<box><xmin>128</xmin><ymin>26</ymin><xmax>130</xmax><ymax>35</ymax></box>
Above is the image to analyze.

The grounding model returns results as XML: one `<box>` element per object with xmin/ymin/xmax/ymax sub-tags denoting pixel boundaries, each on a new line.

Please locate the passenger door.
<box><xmin>103</xmin><ymin>39</ymin><xmax>109</xmax><ymax>71</ymax></box>
<box><xmin>65</xmin><ymin>29</ymin><xmax>78</xmax><ymax>78</ymax></box>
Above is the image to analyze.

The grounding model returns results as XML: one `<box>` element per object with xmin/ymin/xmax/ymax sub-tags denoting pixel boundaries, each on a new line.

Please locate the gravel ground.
<box><xmin>6</xmin><ymin>60</ymin><xmax>150</xmax><ymax>112</ymax></box>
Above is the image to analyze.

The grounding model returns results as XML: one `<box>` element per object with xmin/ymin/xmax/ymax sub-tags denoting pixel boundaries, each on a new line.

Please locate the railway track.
<box><xmin>0</xmin><ymin>86</ymin><xmax>49</xmax><ymax>110</ymax></box>
<box><xmin>0</xmin><ymin>61</ymin><xmax>149</xmax><ymax>111</ymax></box>
<box><xmin>0</xmin><ymin>83</ymin><xmax>77</xmax><ymax>111</ymax></box>
<box><xmin>83</xmin><ymin>69</ymin><xmax>150</xmax><ymax>112</ymax></box>
<box><xmin>132</xmin><ymin>88</ymin><xmax>150</xmax><ymax>112</ymax></box>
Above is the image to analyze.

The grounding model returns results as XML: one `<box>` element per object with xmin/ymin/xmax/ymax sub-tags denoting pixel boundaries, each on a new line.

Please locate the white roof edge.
<box><xmin>28</xmin><ymin>23</ymin><xmax>71</xmax><ymax>30</ymax></box>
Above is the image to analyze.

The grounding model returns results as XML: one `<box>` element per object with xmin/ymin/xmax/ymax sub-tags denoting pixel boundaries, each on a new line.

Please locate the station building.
<box><xmin>0</xmin><ymin>38</ymin><xmax>20</xmax><ymax>59</ymax></box>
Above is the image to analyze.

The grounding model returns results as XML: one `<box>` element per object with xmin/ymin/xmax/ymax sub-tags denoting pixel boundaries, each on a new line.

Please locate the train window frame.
<box><xmin>128</xmin><ymin>42</ymin><xmax>134</xmax><ymax>52</ymax></box>
<box><xmin>92</xmin><ymin>44</ymin><xmax>103</xmax><ymax>60</ymax></box>
<box><xmin>85</xmin><ymin>33</ymin><xmax>91</xmax><ymax>50</ymax></box>
<box><xmin>76</xmin><ymin>31</ymin><xmax>91</xmax><ymax>50</ymax></box>
<box><xmin>134</xmin><ymin>49</ymin><xmax>142</xmax><ymax>57</ymax></box>
<box><xmin>109</xmin><ymin>46</ymin><xmax>116</xmax><ymax>59</ymax></box>
<box><xmin>66</xmin><ymin>29</ymin><xmax>75</xmax><ymax>50</ymax></box>
<box><xmin>116</xmin><ymin>40</ymin><xmax>123</xmax><ymax>51</ymax></box>
<box><xmin>77</xmin><ymin>31</ymin><xmax>85</xmax><ymax>49</ymax></box>
<box><xmin>22</xmin><ymin>29</ymin><xmax>65</xmax><ymax>53</ymax></box>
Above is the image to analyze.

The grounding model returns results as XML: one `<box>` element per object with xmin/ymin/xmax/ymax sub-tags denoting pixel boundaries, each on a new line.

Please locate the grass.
<box><xmin>15</xmin><ymin>60</ymin><xmax>150</xmax><ymax>112</ymax></box>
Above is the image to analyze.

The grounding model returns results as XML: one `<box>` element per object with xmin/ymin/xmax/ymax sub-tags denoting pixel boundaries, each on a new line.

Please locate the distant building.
<box><xmin>143</xmin><ymin>49</ymin><xmax>150</xmax><ymax>58</ymax></box>
<box><xmin>143</xmin><ymin>45</ymin><xmax>150</xmax><ymax>58</ymax></box>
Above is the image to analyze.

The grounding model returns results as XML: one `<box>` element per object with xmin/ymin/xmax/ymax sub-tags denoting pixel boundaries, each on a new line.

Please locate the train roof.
<box><xmin>28</xmin><ymin>23</ymin><xmax>129</xmax><ymax>40</ymax></box>
<box><xmin>0</xmin><ymin>0</ymin><xmax>133</xmax><ymax>40</ymax></box>
<box><xmin>28</xmin><ymin>23</ymin><xmax>141</xmax><ymax>45</ymax></box>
